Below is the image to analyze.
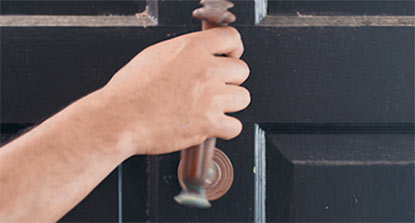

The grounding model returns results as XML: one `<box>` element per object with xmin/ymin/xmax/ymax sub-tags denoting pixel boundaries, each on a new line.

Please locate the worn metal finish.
<box><xmin>203</xmin><ymin>148</ymin><xmax>233</xmax><ymax>201</ymax></box>
<box><xmin>174</xmin><ymin>138</ymin><xmax>216</xmax><ymax>208</ymax></box>
<box><xmin>192</xmin><ymin>0</ymin><xmax>236</xmax><ymax>29</ymax></box>
<box><xmin>174</xmin><ymin>0</ymin><xmax>235</xmax><ymax>208</ymax></box>
<box><xmin>178</xmin><ymin>148</ymin><xmax>234</xmax><ymax>201</ymax></box>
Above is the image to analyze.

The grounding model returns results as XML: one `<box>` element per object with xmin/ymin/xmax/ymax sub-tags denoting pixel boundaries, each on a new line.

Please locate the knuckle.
<box><xmin>239</xmin><ymin>87</ymin><xmax>251</xmax><ymax>105</ymax></box>
<box><xmin>237</xmin><ymin>59</ymin><xmax>250</xmax><ymax>78</ymax></box>
<box><xmin>223</xmin><ymin>27</ymin><xmax>244</xmax><ymax>54</ymax></box>
<box><xmin>230</xmin><ymin>118</ymin><xmax>243</xmax><ymax>139</ymax></box>
<box><xmin>238</xmin><ymin>39</ymin><xmax>245</xmax><ymax>54</ymax></box>
<box><xmin>226</xmin><ymin>26</ymin><xmax>241</xmax><ymax>41</ymax></box>
<box><xmin>223</xmin><ymin>134</ymin><xmax>233</xmax><ymax>140</ymax></box>
<box><xmin>240</xmin><ymin>60</ymin><xmax>250</xmax><ymax>73</ymax></box>
<box><xmin>221</xmin><ymin>117</ymin><xmax>243</xmax><ymax>140</ymax></box>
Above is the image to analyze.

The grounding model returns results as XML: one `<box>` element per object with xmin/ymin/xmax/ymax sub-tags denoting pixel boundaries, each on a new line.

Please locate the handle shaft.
<box><xmin>175</xmin><ymin>0</ymin><xmax>235</xmax><ymax>208</ymax></box>
<box><xmin>180</xmin><ymin>138</ymin><xmax>216</xmax><ymax>187</ymax></box>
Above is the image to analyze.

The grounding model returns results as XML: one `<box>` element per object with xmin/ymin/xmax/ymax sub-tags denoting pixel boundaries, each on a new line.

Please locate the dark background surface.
<box><xmin>1</xmin><ymin>0</ymin><xmax>146</xmax><ymax>15</ymax></box>
<box><xmin>268</xmin><ymin>0</ymin><xmax>415</xmax><ymax>15</ymax></box>
<box><xmin>1</xmin><ymin>0</ymin><xmax>414</xmax><ymax>222</ymax></box>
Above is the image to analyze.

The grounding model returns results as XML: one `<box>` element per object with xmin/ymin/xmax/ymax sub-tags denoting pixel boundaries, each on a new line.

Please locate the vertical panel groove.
<box><xmin>255</xmin><ymin>0</ymin><xmax>268</xmax><ymax>24</ymax></box>
<box><xmin>254</xmin><ymin>124</ymin><xmax>266</xmax><ymax>222</ymax></box>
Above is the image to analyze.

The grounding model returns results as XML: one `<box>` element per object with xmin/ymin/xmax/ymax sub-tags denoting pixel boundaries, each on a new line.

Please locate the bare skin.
<box><xmin>0</xmin><ymin>26</ymin><xmax>250</xmax><ymax>222</ymax></box>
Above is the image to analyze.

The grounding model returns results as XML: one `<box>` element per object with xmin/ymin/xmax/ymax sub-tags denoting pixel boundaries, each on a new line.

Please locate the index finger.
<box><xmin>197</xmin><ymin>26</ymin><xmax>244</xmax><ymax>58</ymax></box>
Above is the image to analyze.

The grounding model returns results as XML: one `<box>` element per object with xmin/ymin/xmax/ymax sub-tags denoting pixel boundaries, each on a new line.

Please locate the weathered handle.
<box><xmin>174</xmin><ymin>0</ymin><xmax>235</xmax><ymax>208</ymax></box>
<box><xmin>193</xmin><ymin>0</ymin><xmax>236</xmax><ymax>29</ymax></box>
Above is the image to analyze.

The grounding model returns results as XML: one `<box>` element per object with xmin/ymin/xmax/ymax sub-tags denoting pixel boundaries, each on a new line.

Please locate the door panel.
<box><xmin>1</xmin><ymin>0</ymin><xmax>146</xmax><ymax>15</ymax></box>
<box><xmin>241</xmin><ymin>27</ymin><xmax>414</xmax><ymax>123</ymax></box>
<box><xmin>1</xmin><ymin>0</ymin><xmax>414</xmax><ymax>222</ymax></box>
<box><xmin>3</xmin><ymin>27</ymin><xmax>413</xmax><ymax>124</ymax></box>
<box><xmin>1</xmin><ymin>27</ymin><xmax>193</xmax><ymax>123</ymax></box>
<box><xmin>268</xmin><ymin>0</ymin><xmax>414</xmax><ymax>15</ymax></box>
<box><xmin>266</xmin><ymin>133</ymin><xmax>414</xmax><ymax>221</ymax></box>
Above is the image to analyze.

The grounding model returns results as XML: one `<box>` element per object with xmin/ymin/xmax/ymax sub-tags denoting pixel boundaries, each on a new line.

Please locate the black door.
<box><xmin>1</xmin><ymin>0</ymin><xmax>414</xmax><ymax>222</ymax></box>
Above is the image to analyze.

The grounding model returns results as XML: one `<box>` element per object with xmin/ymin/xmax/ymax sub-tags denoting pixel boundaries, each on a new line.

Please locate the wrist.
<box><xmin>69</xmin><ymin>88</ymin><xmax>139</xmax><ymax>159</ymax></box>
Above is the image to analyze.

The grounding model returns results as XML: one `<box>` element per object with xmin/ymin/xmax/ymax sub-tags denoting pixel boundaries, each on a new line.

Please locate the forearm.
<box><xmin>0</xmin><ymin>26</ymin><xmax>249</xmax><ymax>222</ymax></box>
<box><xmin>0</xmin><ymin>89</ymin><xmax>133</xmax><ymax>222</ymax></box>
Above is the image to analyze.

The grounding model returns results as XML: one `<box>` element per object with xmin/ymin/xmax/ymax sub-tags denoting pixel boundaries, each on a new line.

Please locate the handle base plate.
<box><xmin>177</xmin><ymin>148</ymin><xmax>234</xmax><ymax>205</ymax></box>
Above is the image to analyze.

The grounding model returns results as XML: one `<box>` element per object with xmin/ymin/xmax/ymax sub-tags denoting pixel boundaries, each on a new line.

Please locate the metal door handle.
<box><xmin>174</xmin><ymin>0</ymin><xmax>236</xmax><ymax>208</ymax></box>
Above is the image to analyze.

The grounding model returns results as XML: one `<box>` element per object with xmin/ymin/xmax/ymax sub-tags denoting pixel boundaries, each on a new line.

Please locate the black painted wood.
<box><xmin>59</xmin><ymin>169</ymin><xmax>119</xmax><ymax>222</ymax></box>
<box><xmin>1</xmin><ymin>1</ymin><xmax>414</xmax><ymax>222</ymax></box>
<box><xmin>1</xmin><ymin>0</ymin><xmax>146</xmax><ymax>15</ymax></box>
<box><xmin>241</xmin><ymin>27</ymin><xmax>414</xmax><ymax>124</ymax></box>
<box><xmin>266</xmin><ymin>133</ymin><xmax>414</xmax><ymax>222</ymax></box>
<box><xmin>0</xmin><ymin>123</ymin><xmax>32</xmax><ymax>145</ymax></box>
<box><xmin>1</xmin><ymin>25</ymin><xmax>414</xmax><ymax>222</ymax></box>
<box><xmin>121</xmin><ymin>155</ymin><xmax>148</xmax><ymax>222</ymax></box>
<box><xmin>0</xmin><ymin>27</ymin><xmax>195</xmax><ymax>124</ymax></box>
<box><xmin>2</xmin><ymin>27</ymin><xmax>413</xmax><ymax>124</ymax></box>
<box><xmin>157</xmin><ymin>0</ymin><xmax>256</xmax><ymax>26</ymax></box>
<box><xmin>268</xmin><ymin>0</ymin><xmax>415</xmax><ymax>16</ymax></box>
<box><xmin>146</xmin><ymin>127</ymin><xmax>255</xmax><ymax>222</ymax></box>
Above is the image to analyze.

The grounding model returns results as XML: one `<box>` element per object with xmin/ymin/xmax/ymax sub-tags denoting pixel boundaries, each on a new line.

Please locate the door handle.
<box><xmin>174</xmin><ymin>0</ymin><xmax>236</xmax><ymax>208</ymax></box>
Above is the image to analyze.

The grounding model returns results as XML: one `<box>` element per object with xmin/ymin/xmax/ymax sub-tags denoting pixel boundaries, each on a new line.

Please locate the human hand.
<box><xmin>99</xmin><ymin>26</ymin><xmax>250</xmax><ymax>155</ymax></box>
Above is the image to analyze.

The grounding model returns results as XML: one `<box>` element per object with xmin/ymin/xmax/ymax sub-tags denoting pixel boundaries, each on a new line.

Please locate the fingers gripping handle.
<box><xmin>174</xmin><ymin>0</ymin><xmax>235</xmax><ymax>208</ymax></box>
